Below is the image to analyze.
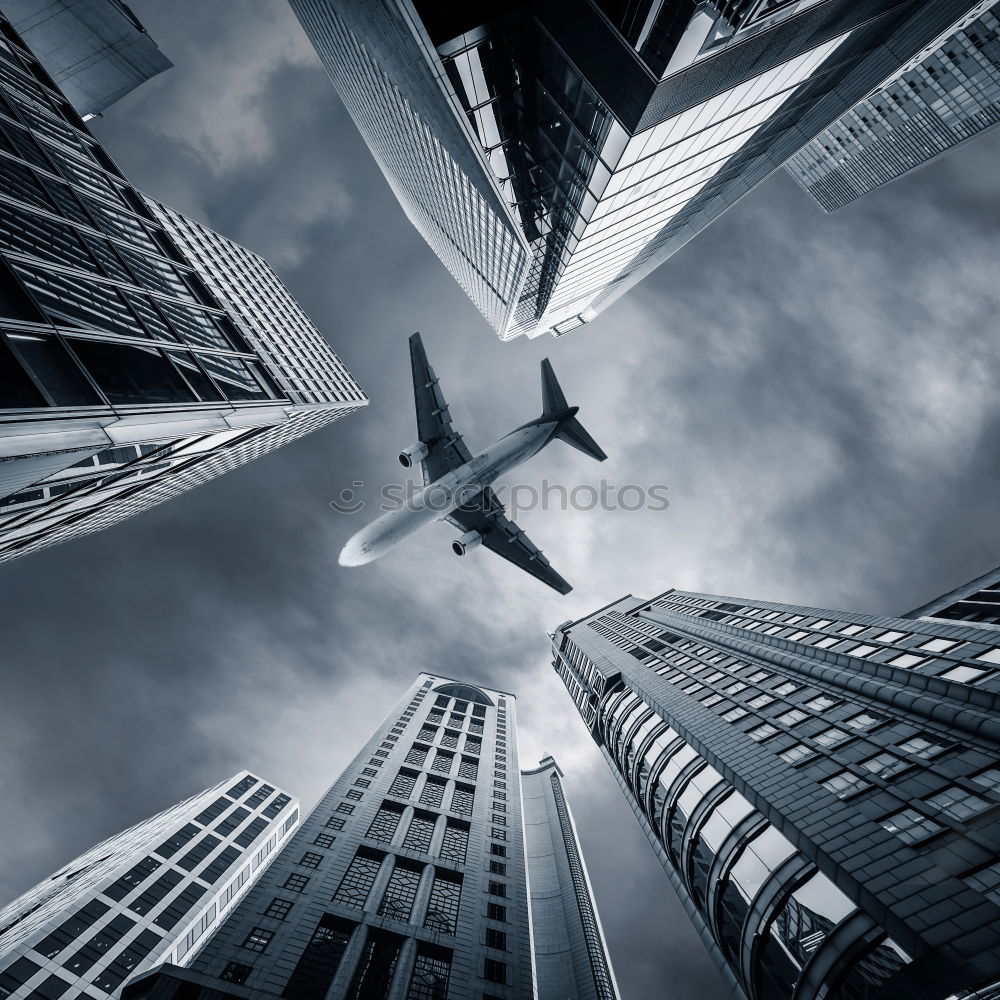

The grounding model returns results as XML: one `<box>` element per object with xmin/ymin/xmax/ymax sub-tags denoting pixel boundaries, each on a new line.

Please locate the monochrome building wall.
<box><xmin>521</xmin><ymin>757</ymin><xmax>619</xmax><ymax>1000</ymax></box>
<box><xmin>0</xmin><ymin>11</ymin><xmax>366</xmax><ymax>564</ymax></box>
<box><xmin>786</xmin><ymin>2</ymin><xmax>1000</xmax><ymax>211</ymax></box>
<box><xmin>121</xmin><ymin>675</ymin><xmax>617</xmax><ymax>1000</ymax></box>
<box><xmin>4</xmin><ymin>0</ymin><xmax>172</xmax><ymax>118</ymax></box>
<box><xmin>551</xmin><ymin>589</ymin><xmax>1000</xmax><ymax>1000</ymax></box>
<box><xmin>904</xmin><ymin>564</ymin><xmax>1000</xmax><ymax>627</ymax></box>
<box><xmin>0</xmin><ymin>772</ymin><xmax>299</xmax><ymax>1000</ymax></box>
<box><xmin>288</xmin><ymin>0</ymin><xmax>981</xmax><ymax>340</ymax></box>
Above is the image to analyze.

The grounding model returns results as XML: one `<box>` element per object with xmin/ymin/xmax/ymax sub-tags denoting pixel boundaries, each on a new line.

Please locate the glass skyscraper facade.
<box><xmin>288</xmin><ymin>0</ymin><xmax>981</xmax><ymax>339</ymax></box>
<box><xmin>4</xmin><ymin>0</ymin><xmax>172</xmax><ymax>119</ymax></box>
<box><xmin>786</xmin><ymin>2</ymin><xmax>1000</xmax><ymax>211</ymax></box>
<box><xmin>119</xmin><ymin>674</ymin><xmax>616</xmax><ymax>1000</ymax></box>
<box><xmin>0</xmin><ymin>11</ymin><xmax>366</xmax><ymax>564</ymax></box>
<box><xmin>0</xmin><ymin>772</ymin><xmax>299</xmax><ymax>1000</ymax></box>
<box><xmin>551</xmin><ymin>588</ymin><xmax>1000</xmax><ymax>1000</ymax></box>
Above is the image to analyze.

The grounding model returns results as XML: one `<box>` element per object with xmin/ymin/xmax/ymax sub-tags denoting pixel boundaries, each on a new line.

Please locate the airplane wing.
<box><xmin>409</xmin><ymin>332</ymin><xmax>473</xmax><ymax>485</ymax></box>
<box><xmin>447</xmin><ymin>487</ymin><xmax>573</xmax><ymax>595</ymax></box>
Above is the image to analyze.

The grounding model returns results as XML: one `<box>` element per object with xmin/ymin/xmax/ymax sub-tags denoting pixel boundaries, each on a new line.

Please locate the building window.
<box><xmin>419</xmin><ymin>777</ymin><xmax>446</xmax><ymax>809</ymax></box>
<box><xmin>378</xmin><ymin>863</ymin><xmax>422</xmax><ymax>921</ymax></box>
<box><xmin>326</xmin><ymin>817</ymin><xmax>345</xmax><ymax>830</ymax></box>
<box><xmin>487</xmin><ymin>881</ymin><xmax>506</xmax><ymax>898</ymax></box>
<box><xmin>777</xmin><ymin>709</ymin><xmax>808</xmax><ymax>727</ymax></box>
<box><xmin>336</xmin><ymin>803</ymin><xmax>355</xmax><ymax>815</ymax></box>
<box><xmin>440</xmin><ymin>823</ymin><xmax>469</xmax><ymax>864</ymax></box>
<box><xmin>424</xmin><ymin>871</ymin><xmax>462</xmax><ymax>935</ymax></box>
<box><xmin>354</xmin><ymin>778</ymin><xmax>371</xmax><ymax>789</ymax></box>
<box><xmin>405</xmin><ymin>745</ymin><xmax>430</xmax><ymax>766</ymax></box>
<box><xmin>748</xmin><ymin>723</ymin><xmax>778</xmax><ymax>742</ymax></box>
<box><xmin>491</xmin><ymin>814</ymin><xmax>507</xmax><ymax>826</ymax></box>
<box><xmin>880</xmin><ymin>808</ymin><xmax>944</xmax><ymax>844</ymax></box>
<box><xmin>774</xmin><ymin>682</ymin><xmax>798</xmax><ymax>696</ymax></box>
<box><xmin>362</xmin><ymin>768</ymin><xmax>378</xmax><ymax>777</ymax></box>
<box><xmin>313</xmin><ymin>833</ymin><xmax>336</xmax><ymax>849</ymax></box>
<box><xmin>491</xmin><ymin>828</ymin><xmax>507</xmax><ymax>841</ymax></box>
<box><xmin>283</xmin><ymin>915</ymin><xmax>353</xmax><ymax>1000</ymax></box>
<box><xmin>490</xmin><ymin>844</ymin><xmax>507</xmax><ymax>858</ymax></box>
<box><xmin>821</xmin><ymin>771</ymin><xmax>870</xmax><ymax>798</ymax></box>
<box><xmin>440</xmin><ymin>730</ymin><xmax>460</xmax><ymax>749</ymax></box>
<box><xmin>972</xmin><ymin>767</ymin><xmax>1000</xmax><ymax>794</ymax></box>
<box><xmin>389</xmin><ymin>770</ymin><xmax>418</xmax><ymax>799</ymax></box>
<box><xmin>487</xmin><ymin>903</ymin><xmax>507</xmax><ymax>922</ymax></box>
<box><xmin>346</xmin><ymin>931</ymin><xmax>402</xmax><ymax>998</ymax></box>
<box><xmin>779</xmin><ymin>743</ymin><xmax>813</xmax><ymax>765</ymax></box>
<box><xmin>242</xmin><ymin>928</ymin><xmax>273</xmax><ymax>953</ymax></box>
<box><xmin>897</xmin><ymin>733</ymin><xmax>950</xmax><ymax>758</ymax></box>
<box><xmin>458</xmin><ymin>757</ymin><xmax>479</xmax><ymax>780</ymax></box>
<box><xmin>748</xmin><ymin>694</ymin><xmax>774</xmax><ymax>709</ymax></box>
<box><xmin>282</xmin><ymin>874</ymin><xmax>309</xmax><ymax>893</ymax></box>
<box><xmin>925</xmin><ymin>786</ymin><xmax>991</xmax><ymax>821</ymax></box>
<box><xmin>367</xmin><ymin>803</ymin><xmax>404</xmax><ymax>844</ymax></box>
<box><xmin>368</xmin><ymin>758</ymin><xmax>384</xmax><ymax>767</ymax></box>
<box><xmin>264</xmin><ymin>898</ymin><xmax>293</xmax><ymax>921</ymax></box>
<box><xmin>346</xmin><ymin>789</ymin><xmax>364</xmax><ymax>801</ymax></box>
<box><xmin>432</xmin><ymin>751</ymin><xmax>455</xmax><ymax>774</ymax></box>
<box><xmin>485</xmin><ymin>929</ymin><xmax>507</xmax><ymax>951</ymax></box>
<box><xmin>813</xmin><ymin>728</ymin><xmax>850</xmax><ymax>747</ymax></box>
<box><xmin>299</xmin><ymin>852</ymin><xmax>324</xmax><ymax>869</ymax></box>
<box><xmin>805</xmin><ymin>695</ymin><xmax>839</xmax><ymax>711</ymax></box>
<box><xmin>860</xmin><ymin>752</ymin><xmax>907</xmax><ymax>779</ymax></box>
<box><xmin>723</xmin><ymin>708</ymin><xmax>747</xmax><ymax>723</ymax></box>
<box><xmin>846</xmin><ymin>712</ymin><xmax>882</xmax><ymax>731</ymax></box>
<box><xmin>406</xmin><ymin>948</ymin><xmax>452</xmax><ymax>1000</ymax></box>
<box><xmin>489</xmin><ymin>861</ymin><xmax>506</xmax><ymax>876</ymax></box>
<box><xmin>402</xmin><ymin>813</ymin><xmax>436</xmax><ymax>854</ymax></box>
<box><xmin>220</xmin><ymin>962</ymin><xmax>252</xmax><ymax>984</ymax></box>
<box><xmin>483</xmin><ymin>959</ymin><xmax>507</xmax><ymax>984</ymax></box>
<box><xmin>333</xmin><ymin>851</ymin><xmax>383</xmax><ymax>909</ymax></box>
<box><xmin>451</xmin><ymin>785</ymin><xmax>475</xmax><ymax>816</ymax></box>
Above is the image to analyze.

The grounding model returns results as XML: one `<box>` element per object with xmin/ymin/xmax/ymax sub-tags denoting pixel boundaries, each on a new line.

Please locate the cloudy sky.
<box><xmin>2</xmin><ymin>3</ymin><xmax>1000</xmax><ymax>998</ymax></box>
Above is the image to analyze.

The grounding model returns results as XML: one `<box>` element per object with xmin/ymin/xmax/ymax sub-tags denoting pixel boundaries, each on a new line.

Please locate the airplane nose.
<box><xmin>338</xmin><ymin>532</ymin><xmax>369</xmax><ymax>567</ymax></box>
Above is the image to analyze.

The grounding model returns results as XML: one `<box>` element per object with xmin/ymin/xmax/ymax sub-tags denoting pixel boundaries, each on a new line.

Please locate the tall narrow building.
<box><xmin>521</xmin><ymin>757</ymin><xmax>619</xmax><ymax>1000</ymax></box>
<box><xmin>551</xmin><ymin>588</ymin><xmax>1000</xmax><ymax>1000</ymax></box>
<box><xmin>288</xmin><ymin>0</ymin><xmax>981</xmax><ymax>339</ymax></box>
<box><xmin>0</xmin><ymin>772</ymin><xmax>299</xmax><ymax>1000</ymax></box>
<box><xmin>0</xmin><ymin>11</ymin><xmax>366</xmax><ymax>564</ymax></box>
<box><xmin>120</xmin><ymin>675</ymin><xmax>618</xmax><ymax>1000</ymax></box>
<box><xmin>786</xmin><ymin>2</ymin><xmax>1000</xmax><ymax>211</ymax></box>
<box><xmin>4</xmin><ymin>0</ymin><xmax>172</xmax><ymax>118</ymax></box>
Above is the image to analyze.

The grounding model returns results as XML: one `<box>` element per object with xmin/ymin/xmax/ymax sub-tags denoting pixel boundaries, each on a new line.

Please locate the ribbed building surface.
<box><xmin>552</xmin><ymin>587</ymin><xmax>1000</xmax><ymax>1000</ymax></box>
<box><xmin>0</xmin><ymin>11</ymin><xmax>366</xmax><ymax>563</ymax></box>
<box><xmin>0</xmin><ymin>772</ymin><xmax>299</xmax><ymax>1000</ymax></box>
<box><xmin>289</xmin><ymin>0</ymin><xmax>981</xmax><ymax>339</ymax></box>
<box><xmin>786</xmin><ymin>3</ymin><xmax>1000</xmax><ymax>211</ymax></box>
<box><xmin>521</xmin><ymin>757</ymin><xmax>619</xmax><ymax>1000</ymax></box>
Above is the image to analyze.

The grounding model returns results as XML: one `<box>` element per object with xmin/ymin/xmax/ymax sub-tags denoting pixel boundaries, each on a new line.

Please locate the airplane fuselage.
<box><xmin>339</xmin><ymin>415</ymin><xmax>568</xmax><ymax>566</ymax></box>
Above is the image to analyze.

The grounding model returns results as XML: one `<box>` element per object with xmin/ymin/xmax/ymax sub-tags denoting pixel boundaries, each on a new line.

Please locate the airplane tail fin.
<box><xmin>540</xmin><ymin>358</ymin><xmax>607</xmax><ymax>463</ymax></box>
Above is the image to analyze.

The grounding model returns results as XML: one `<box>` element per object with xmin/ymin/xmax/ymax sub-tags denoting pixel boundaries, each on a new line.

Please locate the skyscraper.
<box><xmin>904</xmin><ymin>564</ymin><xmax>1000</xmax><ymax>627</ymax></box>
<box><xmin>520</xmin><ymin>757</ymin><xmax>619</xmax><ymax>1000</ymax></box>
<box><xmin>0</xmin><ymin>772</ymin><xmax>299</xmax><ymax>1000</ymax></box>
<box><xmin>786</xmin><ymin>2</ymin><xmax>1000</xmax><ymax>212</ymax></box>
<box><xmin>551</xmin><ymin>588</ymin><xmax>1000</xmax><ymax>1000</ymax></box>
<box><xmin>288</xmin><ymin>0</ymin><xmax>981</xmax><ymax>340</ymax></box>
<box><xmin>119</xmin><ymin>674</ymin><xmax>617</xmax><ymax>1000</ymax></box>
<box><xmin>4</xmin><ymin>0</ymin><xmax>172</xmax><ymax>118</ymax></box>
<box><xmin>0</xmin><ymin>11</ymin><xmax>366</xmax><ymax>564</ymax></box>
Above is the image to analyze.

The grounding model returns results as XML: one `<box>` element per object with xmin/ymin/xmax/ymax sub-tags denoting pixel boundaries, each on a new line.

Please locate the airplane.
<box><xmin>338</xmin><ymin>332</ymin><xmax>606</xmax><ymax>594</ymax></box>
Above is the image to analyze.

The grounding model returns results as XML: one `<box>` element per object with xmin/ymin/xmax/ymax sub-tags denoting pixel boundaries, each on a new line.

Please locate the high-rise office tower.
<box><xmin>786</xmin><ymin>2</ymin><xmax>1000</xmax><ymax>211</ymax></box>
<box><xmin>120</xmin><ymin>674</ymin><xmax>618</xmax><ymax>1000</ymax></box>
<box><xmin>4</xmin><ymin>0</ymin><xmax>172</xmax><ymax>119</ymax></box>
<box><xmin>0</xmin><ymin>12</ymin><xmax>367</xmax><ymax>564</ymax></box>
<box><xmin>288</xmin><ymin>0</ymin><xmax>981</xmax><ymax>340</ymax></box>
<box><xmin>0</xmin><ymin>772</ymin><xmax>299</xmax><ymax>1000</ymax></box>
<box><xmin>904</xmin><ymin>564</ymin><xmax>1000</xmax><ymax>627</ymax></box>
<box><xmin>520</xmin><ymin>757</ymin><xmax>619</xmax><ymax>1000</ymax></box>
<box><xmin>551</xmin><ymin>588</ymin><xmax>1000</xmax><ymax>1000</ymax></box>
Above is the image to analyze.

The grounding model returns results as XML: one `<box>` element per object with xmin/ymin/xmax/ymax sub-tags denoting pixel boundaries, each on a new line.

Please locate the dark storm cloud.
<box><xmin>1</xmin><ymin>3</ymin><xmax>999</xmax><ymax>998</ymax></box>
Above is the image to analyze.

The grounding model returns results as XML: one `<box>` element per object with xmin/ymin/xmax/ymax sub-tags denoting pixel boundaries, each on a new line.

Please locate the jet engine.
<box><xmin>452</xmin><ymin>529</ymin><xmax>483</xmax><ymax>556</ymax></box>
<box><xmin>398</xmin><ymin>441</ymin><xmax>429</xmax><ymax>468</ymax></box>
